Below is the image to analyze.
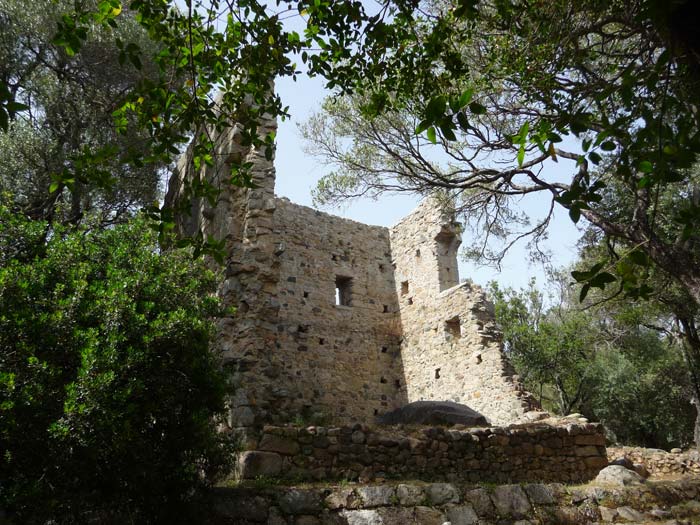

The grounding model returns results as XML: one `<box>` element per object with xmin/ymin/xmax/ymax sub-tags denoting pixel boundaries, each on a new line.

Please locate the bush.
<box><xmin>0</xmin><ymin>208</ymin><xmax>231</xmax><ymax>523</ymax></box>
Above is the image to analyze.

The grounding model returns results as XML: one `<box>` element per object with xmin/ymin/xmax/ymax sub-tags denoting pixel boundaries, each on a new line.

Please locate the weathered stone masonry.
<box><xmin>390</xmin><ymin>202</ymin><xmax>537</xmax><ymax>426</ymax></box>
<box><xmin>237</xmin><ymin>421</ymin><xmax>608</xmax><ymax>484</ymax></box>
<box><xmin>209</xmin><ymin>474</ymin><xmax>700</xmax><ymax>525</ymax></box>
<box><xmin>165</xmin><ymin>108</ymin><xmax>538</xmax><ymax>430</ymax></box>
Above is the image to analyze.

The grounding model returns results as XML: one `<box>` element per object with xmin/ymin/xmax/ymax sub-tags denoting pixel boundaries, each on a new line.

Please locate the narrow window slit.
<box><xmin>335</xmin><ymin>276</ymin><xmax>352</xmax><ymax>306</ymax></box>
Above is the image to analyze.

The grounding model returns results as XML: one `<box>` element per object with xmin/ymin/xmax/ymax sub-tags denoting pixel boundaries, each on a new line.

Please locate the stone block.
<box><xmin>574</xmin><ymin>445</ymin><xmax>601</xmax><ymax>457</ymax></box>
<box><xmin>598</xmin><ymin>506</ymin><xmax>617</xmax><ymax>522</ymax></box>
<box><xmin>396</xmin><ymin>483</ymin><xmax>425</xmax><ymax>506</ymax></box>
<box><xmin>277</xmin><ymin>489</ymin><xmax>324</xmax><ymax>515</ymax></box>
<box><xmin>238</xmin><ymin>451</ymin><xmax>283</xmax><ymax>479</ymax></box>
<box><xmin>584</xmin><ymin>456</ymin><xmax>609</xmax><ymax>469</ymax></box>
<box><xmin>296</xmin><ymin>516</ymin><xmax>322</xmax><ymax>525</ymax></box>
<box><xmin>213</xmin><ymin>493</ymin><xmax>270</xmax><ymax>522</ymax></box>
<box><xmin>413</xmin><ymin>506</ymin><xmax>446</xmax><ymax>525</ymax></box>
<box><xmin>340</xmin><ymin>509</ymin><xmax>384</xmax><ymax>525</ymax></box>
<box><xmin>376</xmin><ymin>507</ymin><xmax>419</xmax><ymax>524</ymax></box>
<box><xmin>490</xmin><ymin>485</ymin><xmax>532</xmax><ymax>519</ymax></box>
<box><xmin>426</xmin><ymin>483</ymin><xmax>460</xmax><ymax>505</ymax></box>
<box><xmin>356</xmin><ymin>485</ymin><xmax>396</xmax><ymax>508</ymax></box>
<box><xmin>574</xmin><ymin>433</ymin><xmax>606</xmax><ymax>446</ymax></box>
<box><xmin>445</xmin><ymin>504</ymin><xmax>479</xmax><ymax>525</ymax></box>
<box><xmin>464</xmin><ymin>488</ymin><xmax>495</xmax><ymax>517</ymax></box>
<box><xmin>594</xmin><ymin>465</ymin><xmax>645</xmax><ymax>487</ymax></box>
<box><xmin>259</xmin><ymin>434</ymin><xmax>301</xmax><ymax>455</ymax></box>
<box><xmin>616</xmin><ymin>506</ymin><xmax>647</xmax><ymax>522</ymax></box>
<box><xmin>523</xmin><ymin>483</ymin><xmax>556</xmax><ymax>505</ymax></box>
<box><xmin>326</xmin><ymin>488</ymin><xmax>363</xmax><ymax>510</ymax></box>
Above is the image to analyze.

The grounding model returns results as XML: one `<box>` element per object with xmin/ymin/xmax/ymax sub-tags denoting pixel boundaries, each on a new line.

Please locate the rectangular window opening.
<box><xmin>335</xmin><ymin>276</ymin><xmax>353</xmax><ymax>306</ymax></box>
<box><xmin>445</xmin><ymin>316</ymin><xmax>461</xmax><ymax>339</ymax></box>
<box><xmin>401</xmin><ymin>281</ymin><xmax>409</xmax><ymax>295</ymax></box>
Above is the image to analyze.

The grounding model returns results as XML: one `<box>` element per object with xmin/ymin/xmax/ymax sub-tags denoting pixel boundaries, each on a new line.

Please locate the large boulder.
<box><xmin>594</xmin><ymin>465</ymin><xmax>646</xmax><ymax>486</ymax></box>
<box><xmin>377</xmin><ymin>401</ymin><xmax>488</xmax><ymax>427</ymax></box>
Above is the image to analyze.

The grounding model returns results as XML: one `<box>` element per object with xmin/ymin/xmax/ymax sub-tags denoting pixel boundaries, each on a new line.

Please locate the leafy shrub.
<box><xmin>0</xmin><ymin>208</ymin><xmax>231</xmax><ymax>523</ymax></box>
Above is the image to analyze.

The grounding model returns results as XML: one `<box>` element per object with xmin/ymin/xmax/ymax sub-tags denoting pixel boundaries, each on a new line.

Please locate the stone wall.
<box><xmin>608</xmin><ymin>446</ymin><xmax>700</xmax><ymax>477</ymax></box>
<box><xmin>209</xmin><ymin>477</ymin><xmax>700</xmax><ymax>525</ymax></box>
<box><xmin>272</xmin><ymin>198</ymin><xmax>406</xmax><ymax>422</ymax></box>
<box><xmin>165</xmin><ymin>110</ymin><xmax>284</xmax><ymax>430</ymax></box>
<box><xmin>236</xmin><ymin>422</ymin><xmax>607</xmax><ymax>484</ymax></box>
<box><xmin>165</xmin><ymin>104</ymin><xmax>538</xmax><ymax>429</ymax></box>
<box><xmin>390</xmin><ymin>201</ymin><xmax>538</xmax><ymax>425</ymax></box>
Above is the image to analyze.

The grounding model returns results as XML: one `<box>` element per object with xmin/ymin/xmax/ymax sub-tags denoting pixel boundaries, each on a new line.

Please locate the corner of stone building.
<box><xmin>389</xmin><ymin>196</ymin><xmax>542</xmax><ymax>426</ymax></box>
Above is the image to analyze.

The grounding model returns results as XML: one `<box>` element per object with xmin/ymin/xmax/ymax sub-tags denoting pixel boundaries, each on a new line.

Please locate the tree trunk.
<box><xmin>694</xmin><ymin>396</ymin><xmax>700</xmax><ymax>450</ymax></box>
<box><xmin>678</xmin><ymin>317</ymin><xmax>700</xmax><ymax>451</ymax></box>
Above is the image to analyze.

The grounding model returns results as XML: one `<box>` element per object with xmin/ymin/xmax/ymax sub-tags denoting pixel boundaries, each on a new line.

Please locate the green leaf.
<box><xmin>426</xmin><ymin>96</ymin><xmax>447</xmax><ymax>121</ymax></box>
<box><xmin>458</xmin><ymin>88</ymin><xmax>473</xmax><ymax>107</ymax></box>
<box><xmin>6</xmin><ymin>101</ymin><xmax>29</xmax><ymax>113</ymax></box>
<box><xmin>569</xmin><ymin>205</ymin><xmax>581</xmax><ymax>223</ymax></box>
<box><xmin>517</xmin><ymin>121</ymin><xmax>529</xmax><ymax>143</ymax></box>
<box><xmin>590</xmin><ymin>272</ymin><xmax>616</xmax><ymax>288</ymax></box>
<box><xmin>579</xmin><ymin>283</ymin><xmax>591</xmax><ymax>302</ymax></box>
<box><xmin>415</xmin><ymin>119</ymin><xmax>431</xmax><ymax>135</ymax></box>
<box><xmin>440</xmin><ymin>123</ymin><xmax>457</xmax><ymax>141</ymax></box>
<box><xmin>638</xmin><ymin>160</ymin><xmax>653</xmax><ymax>173</ymax></box>
<box><xmin>456</xmin><ymin>112</ymin><xmax>469</xmax><ymax>131</ymax></box>
<box><xmin>637</xmin><ymin>176</ymin><xmax>652</xmax><ymax>189</ymax></box>
<box><xmin>600</xmin><ymin>140</ymin><xmax>616</xmax><ymax>151</ymax></box>
<box><xmin>517</xmin><ymin>143</ymin><xmax>525</xmax><ymax>167</ymax></box>
<box><xmin>628</xmin><ymin>250</ymin><xmax>648</xmax><ymax>266</ymax></box>
<box><xmin>571</xmin><ymin>262</ymin><xmax>606</xmax><ymax>282</ymax></box>
<box><xmin>468</xmin><ymin>101</ymin><xmax>487</xmax><ymax>115</ymax></box>
<box><xmin>588</xmin><ymin>151</ymin><xmax>602</xmax><ymax>165</ymax></box>
<box><xmin>426</xmin><ymin>126</ymin><xmax>437</xmax><ymax>144</ymax></box>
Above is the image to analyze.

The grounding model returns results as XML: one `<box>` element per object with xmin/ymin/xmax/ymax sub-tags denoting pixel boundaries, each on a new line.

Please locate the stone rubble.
<box><xmin>607</xmin><ymin>447</ymin><xmax>700</xmax><ymax>478</ymax></box>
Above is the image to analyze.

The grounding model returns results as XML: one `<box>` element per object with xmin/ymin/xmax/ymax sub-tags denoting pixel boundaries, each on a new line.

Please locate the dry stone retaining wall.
<box><xmin>608</xmin><ymin>446</ymin><xmax>700</xmax><ymax>477</ymax></box>
<box><xmin>210</xmin><ymin>477</ymin><xmax>700</xmax><ymax>524</ymax></box>
<box><xmin>236</xmin><ymin>422</ymin><xmax>607</xmax><ymax>484</ymax></box>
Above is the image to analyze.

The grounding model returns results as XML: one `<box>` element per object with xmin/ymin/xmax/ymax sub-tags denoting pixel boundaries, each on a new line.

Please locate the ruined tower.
<box><xmin>165</xmin><ymin>105</ymin><xmax>538</xmax><ymax>434</ymax></box>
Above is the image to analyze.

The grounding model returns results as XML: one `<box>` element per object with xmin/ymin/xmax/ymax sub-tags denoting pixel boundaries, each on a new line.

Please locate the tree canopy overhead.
<box><xmin>303</xmin><ymin>0</ymin><xmax>700</xmax><ymax>303</ymax></box>
<box><xmin>2</xmin><ymin>0</ymin><xmax>700</xmax><ymax>295</ymax></box>
<box><xmin>0</xmin><ymin>0</ymin><xmax>168</xmax><ymax>226</ymax></box>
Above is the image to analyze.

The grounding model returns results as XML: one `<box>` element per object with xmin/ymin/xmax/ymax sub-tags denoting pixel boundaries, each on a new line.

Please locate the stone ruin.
<box><xmin>165</xmin><ymin>108</ymin><xmax>538</xmax><ymax>430</ymax></box>
<box><xmin>165</xmin><ymin>105</ymin><xmax>608</xmax><ymax>484</ymax></box>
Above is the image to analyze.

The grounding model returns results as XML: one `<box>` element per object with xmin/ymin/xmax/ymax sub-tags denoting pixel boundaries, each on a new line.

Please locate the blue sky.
<box><xmin>273</xmin><ymin>73</ymin><xmax>583</xmax><ymax>291</ymax></box>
